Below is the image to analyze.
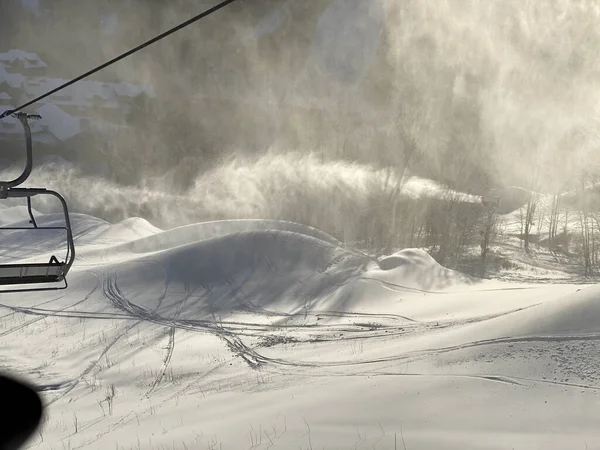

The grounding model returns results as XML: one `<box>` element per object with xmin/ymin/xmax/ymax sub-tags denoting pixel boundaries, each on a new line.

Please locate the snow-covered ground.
<box><xmin>2</xmin><ymin>205</ymin><xmax>600</xmax><ymax>450</ymax></box>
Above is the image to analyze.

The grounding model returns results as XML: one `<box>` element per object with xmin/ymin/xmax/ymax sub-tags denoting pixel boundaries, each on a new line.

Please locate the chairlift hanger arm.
<box><xmin>0</xmin><ymin>113</ymin><xmax>40</xmax><ymax>193</ymax></box>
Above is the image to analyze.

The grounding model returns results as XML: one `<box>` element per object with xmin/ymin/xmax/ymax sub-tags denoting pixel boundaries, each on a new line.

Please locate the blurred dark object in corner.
<box><xmin>0</xmin><ymin>374</ymin><xmax>43</xmax><ymax>450</ymax></box>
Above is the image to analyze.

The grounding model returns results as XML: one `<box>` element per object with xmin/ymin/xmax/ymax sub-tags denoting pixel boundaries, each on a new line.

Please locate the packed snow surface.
<box><xmin>1</xmin><ymin>208</ymin><xmax>599</xmax><ymax>450</ymax></box>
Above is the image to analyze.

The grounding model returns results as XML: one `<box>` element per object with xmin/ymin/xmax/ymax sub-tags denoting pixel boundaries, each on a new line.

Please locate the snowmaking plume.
<box><xmin>0</xmin><ymin>152</ymin><xmax>479</xmax><ymax>230</ymax></box>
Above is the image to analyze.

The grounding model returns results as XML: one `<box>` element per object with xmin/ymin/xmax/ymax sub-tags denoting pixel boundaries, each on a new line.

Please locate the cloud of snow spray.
<box><xmin>7</xmin><ymin>0</ymin><xmax>600</xmax><ymax>231</ymax></box>
<box><xmin>0</xmin><ymin>152</ymin><xmax>479</xmax><ymax>230</ymax></box>
<box><xmin>7</xmin><ymin>0</ymin><xmax>600</xmax><ymax>190</ymax></box>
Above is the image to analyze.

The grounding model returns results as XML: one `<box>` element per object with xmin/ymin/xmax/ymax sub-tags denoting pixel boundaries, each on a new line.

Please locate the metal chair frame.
<box><xmin>0</xmin><ymin>113</ymin><xmax>75</xmax><ymax>293</ymax></box>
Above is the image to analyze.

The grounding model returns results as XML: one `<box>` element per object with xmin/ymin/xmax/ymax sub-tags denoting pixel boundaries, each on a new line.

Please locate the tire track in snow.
<box><xmin>0</xmin><ymin>306</ymin><xmax>132</xmax><ymax>320</ymax></box>
<box><xmin>104</xmin><ymin>271</ymin><xmax>267</xmax><ymax>368</ymax></box>
<box><xmin>145</xmin><ymin>325</ymin><xmax>176</xmax><ymax>395</ymax></box>
<box><xmin>51</xmin><ymin>269</ymin><xmax>173</xmax><ymax>437</ymax></box>
<box><xmin>359</xmin><ymin>276</ymin><xmax>540</xmax><ymax>294</ymax></box>
<box><xmin>340</xmin><ymin>370</ymin><xmax>600</xmax><ymax>391</ymax></box>
<box><xmin>512</xmin><ymin>376</ymin><xmax>600</xmax><ymax>391</ymax></box>
<box><xmin>253</xmin><ymin>330</ymin><xmax>600</xmax><ymax>371</ymax></box>
<box><xmin>144</xmin><ymin>282</ymin><xmax>190</xmax><ymax>398</ymax></box>
<box><xmin>0</xmin><ymin>275</ymin><xmax>100</xmax><ymax>338</ymax></box>
<box><xmin>333</xmin><ymin>370</ymin><xmax>526</xmax><ymax>386</ymax></box>
<box><xmin>70</xmin><ymin>268</ymin><xmax>570</xmax><ymax>448</ymax></box>
<box><xmin>314</xmin><ymin>310</ymin><xmax>419</xmax><ymax>322</ymax></box>
<box><xmin>405</xmin><ymin>332</ymin><xmax>600</xmax><ymax>360</ymax></box>
<box><xmin>98</xmin><ymin>272</ymin><xmax>449</xmax><ymax>371</ymax></box>
<box><xmin>309</xmin><ymin>332</ymin><xmax>600</xmax><ymax>376</ymax></box>
<box><xmin>100</xmin><ymin>267</ymin><xmax>561</xmax><ymax>376</ymax></box>
<box><xmin>58</xmin><ymin>272</ymin><xmax>173</xmax><ymax>442</ymax></box>
<box><xmin>0</xmin><ymin>292</ymin><xmax>66</xmax><ymax>320</ymax></box>
<box><xmin>67</xmin><ymin>356</ymin><xmax>231</xmax><ymax>450</ymax></box>
<box><xmin>102</xmin><ymin>272</ymin><xmax>265</xmax><ymax>392</ymax></box>
<box><xmin>68</xmin><ymin>278</ymin><xmax>242</xmax><ymax>449</ymax></box>
<box><xmin>102</xmin><ymin>272</ymin><xmax>546</xmax><ymax>374</ymax></box>
<box><xmin>47</xmin><ymin>319</ymin><xmax>141</xmax><ymax>406</ymax></box>
<box><xmin>74</xmin><ymin>265</ymin><xmax>293</xmax><ymax>447</ymax></box>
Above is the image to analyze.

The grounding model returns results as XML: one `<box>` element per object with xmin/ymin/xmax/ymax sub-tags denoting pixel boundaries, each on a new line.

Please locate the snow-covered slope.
<box><xmin>1</xmin><ymin>211</ymin><xmax>598</xmax><ymax>450</ymax></box>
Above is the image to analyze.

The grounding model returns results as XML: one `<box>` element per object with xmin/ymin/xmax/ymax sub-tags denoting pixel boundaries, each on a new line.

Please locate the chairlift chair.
<box><xmin>0</xmin><ymin>113</ymin><xmax>75</xmax><ymax>293</ymax></box>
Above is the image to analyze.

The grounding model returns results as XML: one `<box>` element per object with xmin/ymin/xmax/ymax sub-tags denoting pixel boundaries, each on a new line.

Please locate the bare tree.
<box><xmin>578</xmin><ymin>173</ymin><xmax>593</xmax><ymax>274</ymax></box>
<box><xmin>480</xmin><ymin>207</ymin><xmax>496</xmax><ymax>267</ymax></box>
<box><xmin>548</xmin><ymin>191</ymin><xmax>561</xmax><ymax>248</ymax></box>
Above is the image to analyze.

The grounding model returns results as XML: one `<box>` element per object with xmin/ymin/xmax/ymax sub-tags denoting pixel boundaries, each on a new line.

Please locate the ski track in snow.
<box><xmin>144</xmin><ymin>281</ymin><xmax>190</xmax><ymax>398</ymax></box>
<box><xmin>0</xmin><ymin>276</ymin><xmax>100</xmax><ymax>338</ymax></box>
<box><xmin>96</xmin><ymin>265</ymin><xmax>590</xmax><ymax>377</ymax></box>
<box><xmin>46</xmin><ymin>319</ymin><xmax>143</xmax><ymax>407</ymax></box>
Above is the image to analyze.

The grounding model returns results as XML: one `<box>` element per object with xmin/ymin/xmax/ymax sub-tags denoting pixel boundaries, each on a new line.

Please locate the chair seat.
<box><xmin>0</xmin><ymin>261</ymin><xmax>65</xmax><ymax>285</ymax></box>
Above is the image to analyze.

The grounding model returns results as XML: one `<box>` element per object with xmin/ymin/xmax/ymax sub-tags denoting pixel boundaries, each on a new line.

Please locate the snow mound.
<box><xmin>498</xmin><ymin>285</ymin><xmax>600</xmax><ymax>337</ymax></box>
<box><xmin>118</xmin><ymin>219</ymin><xmax>341</xmax><ymax>255</ymax></box>
<box><xmin>378</xmin><ymin>248</ymin><xmax>436</xmax><ymax>270</ymax></box>
<box><xmin>91</xmin><ymin>217</ymin><xmax>161</xmax><ymax>243</ymax></box>
<box><xmin>372</xmin><ymin>248</ymin><xmax>475</xmax><ymax>291</ymax></box>
<box><xmin>108</xmin><ymin>228</ymin><xmax>371</xmax><ymax>319</ymax></box>
<box><xmin>401</xmin><ymin>285</ymin><xmax>600</xmax><ymax>362</ymax></box>
<box><xmin>0</xmin><ymin>213</ymin><xmax>154</xmax><ymax>264</ymax></box>
<box><xmin>0</xmin><ymin>205</ymin><xmax>35</xmax><ymax>226</ymax></box>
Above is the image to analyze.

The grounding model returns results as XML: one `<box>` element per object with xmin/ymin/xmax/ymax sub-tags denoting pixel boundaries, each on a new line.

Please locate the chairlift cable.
<box><xmin>0</xmin><ymin>0</ymin><xmax>240</xmax><ymax>120</ymax></box>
